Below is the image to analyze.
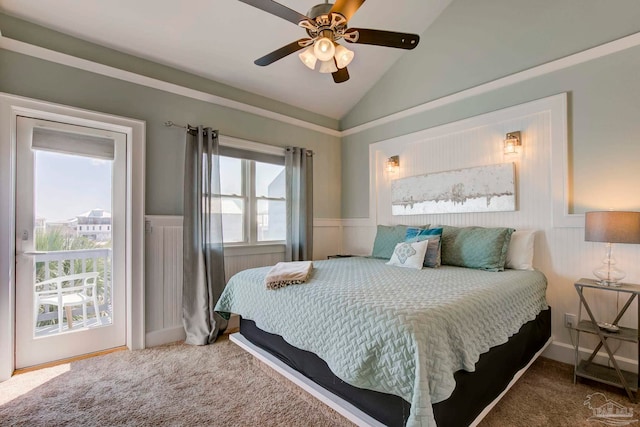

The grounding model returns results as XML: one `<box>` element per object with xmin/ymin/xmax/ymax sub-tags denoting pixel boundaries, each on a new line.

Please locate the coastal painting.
<box><xmin>391</xmin><ymin>163</ymin><xmax>516</xmax><ymax>215</ymax></box>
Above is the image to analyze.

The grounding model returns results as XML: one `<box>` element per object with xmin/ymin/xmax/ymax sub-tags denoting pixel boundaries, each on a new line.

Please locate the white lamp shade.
<box><xmin>314</xmin><ymin>37</ymin><xmax>335</xmax><ymax>62</ymax></box>
<box><xmin>298</xmin><ymin>47</ymin><xmax>317</xmax><ymax>70</ymax></box>
<box><xmin>318</xmin><ymin>59</ymin><xmax>338</xmax><ymax>74</ymax></box>
<box><xmin>334</xmin><ymin>44</ymin><xmax>354</xmax><ymax>69</ymax></box>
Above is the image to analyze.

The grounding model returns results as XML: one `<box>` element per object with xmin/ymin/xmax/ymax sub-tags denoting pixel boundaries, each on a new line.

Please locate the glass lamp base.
<box><xmin>593</xmin><ymin>265</ymin><xmax>625</xmax><ymax>287</ymax></box>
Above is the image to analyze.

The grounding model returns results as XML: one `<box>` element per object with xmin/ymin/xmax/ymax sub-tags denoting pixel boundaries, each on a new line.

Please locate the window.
<box><xmin>217</xmin><ymin>155</ymin><xmax>286</xmax><ymax>244</ymax></box>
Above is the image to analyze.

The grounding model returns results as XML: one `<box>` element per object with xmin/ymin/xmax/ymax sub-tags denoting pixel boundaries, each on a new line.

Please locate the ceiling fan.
<box><xmin>239</xmin><ymin>0</ymin><xmax>420</xmax><ymax>83</ymax></box>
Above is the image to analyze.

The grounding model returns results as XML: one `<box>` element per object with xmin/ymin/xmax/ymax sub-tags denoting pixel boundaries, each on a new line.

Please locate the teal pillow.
<box><xmin>440</xmin><ymin>226</ymin><xmax>514</xmax><ymax>271</ymax></box>
<box><xmin>372</xmin><ymin>225</ymin><xmax>429</xmax><ymax>259</ymax></box>
<box><xmin>371</xmin><ymin>225</ymin><xmax>409</xmax><ymax>259</ymax></box>
<box><xmin>406</xmin><ymin>227</ymin><xmax>443</xmax><ymax>240</ymax></box>
<box><xmin>406</xmin><ymin>227</ymin><xmax>443</xmax><ymax>268</ymax></box>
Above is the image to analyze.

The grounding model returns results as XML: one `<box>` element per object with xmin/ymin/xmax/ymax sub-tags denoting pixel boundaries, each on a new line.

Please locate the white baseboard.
<box><xmin>543</xmin><ymin>339</ymin><xmax>638</xmax><ymax>374</ymax></box>
<box><xmin>145</xmin><ymin>326</ymin><xmax>185</xmax><ymax>348</ymax></box>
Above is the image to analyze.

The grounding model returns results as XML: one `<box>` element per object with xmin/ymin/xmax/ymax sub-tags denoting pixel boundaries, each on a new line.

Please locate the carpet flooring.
<box><xmin>1</xmin><ymin>335</ymin><xmax>637</xmax><ymax>426</ymax></box>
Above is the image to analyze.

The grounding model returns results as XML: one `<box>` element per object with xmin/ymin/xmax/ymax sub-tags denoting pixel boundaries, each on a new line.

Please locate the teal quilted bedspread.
<box><xmin>215</xmin><ymin>257</ymin><xmax>548</xmax><ymax>426</ymax></box>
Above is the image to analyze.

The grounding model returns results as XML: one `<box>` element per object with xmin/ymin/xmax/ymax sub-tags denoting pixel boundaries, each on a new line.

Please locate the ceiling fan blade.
<box><xmin>332</xmin><ymin>67</ymin><xmax>350</xmax><ymax>84</ymax></box>
<box><xmin>238</xmin><ymin>0</ymin><xmax>310</xmax><ymax>25</ymax></box>
<box><xmin>346</xmin><ymin>28</ymin><xmax>420</xmax><ymax>49</ymax></box>
<box><xmin>330</xmin><ymin>0</ymin><xmax>365</xmax><ymax>21</ymax></box>
<box><xmin>254</xmin><ymin>39</ymin><xmax>308</xmax><ymax>66</ymax></box>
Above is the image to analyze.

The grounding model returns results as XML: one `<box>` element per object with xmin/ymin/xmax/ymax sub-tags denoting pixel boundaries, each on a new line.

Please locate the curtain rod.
<box><xmin>165</xmin><ymin>121</ymin><xmax>312</xmax><ymax>155</ymax></box>
<box><xmin>164</xmin><ymin>121</ymin><xmax>218</xmax><ymax>136</ymax></box>
<box><xmin>164</xmin><ymin>120</ymin><xmax>195</xmax><ymax>131</ymax></box>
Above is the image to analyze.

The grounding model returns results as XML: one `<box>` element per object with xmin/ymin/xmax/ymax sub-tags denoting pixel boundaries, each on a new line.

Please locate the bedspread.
<box><xmin>215</xmin><ymin>257</ymin><xmax>548</xmax><ymax>426</ymax></box>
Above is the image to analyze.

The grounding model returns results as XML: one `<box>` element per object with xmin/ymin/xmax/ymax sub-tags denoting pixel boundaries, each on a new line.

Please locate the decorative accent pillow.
<box><xmin>405</xmin><ymin>227</ymin><xmax>442</xmax><ymax>240</ymax></box>
<box><xmin>371</xmin><ymin>224</ymin><xmax>429</xmax><ymax>259</ymax></box>
<box><xmin>506</xmin><ymin>230</ymin><xmax>536</xmax><ymax>270</ymax></box>
<box><xmin>386</xmin><ymin>240</ymin><xmax>429</xmax><ymax>270</ymax></box>
<box><xmin>406</xmin><ymin>227</ymin><xmax>443</xmax><ymax>268</ymax></box>
<box><xmin>440</xmin><ymin>225</ymin><xmax>515</xmax><ymax>271</ymax></box>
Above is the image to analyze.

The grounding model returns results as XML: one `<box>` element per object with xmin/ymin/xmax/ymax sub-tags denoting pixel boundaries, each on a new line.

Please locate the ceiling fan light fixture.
<box><xmin>318</xmin><ymin>59</ymin><xmax>338</xmax><ymax>74</ymax></box>
<box><xmin>334</xmin><ymin>44</ymin><xmax>354</xmax><ymax>69</ymax></box>
<box><xmin>314</xmin><ymin>37</ymin><xmax>335</xmax><ymax>62</ymax></box>
<box><xmin>298</xmin><ymin>47</ymin><xmax>318</xmax><ymax>70</ymax></box>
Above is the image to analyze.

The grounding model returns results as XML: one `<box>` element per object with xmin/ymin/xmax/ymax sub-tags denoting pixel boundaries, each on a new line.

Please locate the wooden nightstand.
<box><xmin>573</xmin><ymin>278</ymin><xmax>640</xmax><ymax>402</ymax></box>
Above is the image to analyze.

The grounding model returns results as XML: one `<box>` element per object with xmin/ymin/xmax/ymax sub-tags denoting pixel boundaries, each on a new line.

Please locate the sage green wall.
<box><xmin>0</xmin><ymin>13</ymin><xmax>338</xmax><ymax>131</ymax></box>
<box><xmin>340</xmin><ymin>0</ymin><xmax>640</xmax><ymax>218</ymax></box>
<box><xmin>0</xmin><ymin>15</ymin><xmax>341</xmax><ymax>218</ymax></box>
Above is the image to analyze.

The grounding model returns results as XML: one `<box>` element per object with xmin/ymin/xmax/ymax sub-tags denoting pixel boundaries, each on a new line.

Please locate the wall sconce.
<box><xmin>504</xmin><ymin>131</ymin><xmax>522</xmax><ymax>155</ymax></box>
<box><xmin>386</xmin><ymin>156</ymin><xmax>399</xmax><ymax>173</ymax></box>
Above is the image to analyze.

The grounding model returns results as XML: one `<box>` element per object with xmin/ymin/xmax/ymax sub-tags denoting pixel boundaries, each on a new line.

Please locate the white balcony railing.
<box><xmin>33</xmin><ymin>248</ymin><xmax>112</xmax><ymax>337</ymax></box>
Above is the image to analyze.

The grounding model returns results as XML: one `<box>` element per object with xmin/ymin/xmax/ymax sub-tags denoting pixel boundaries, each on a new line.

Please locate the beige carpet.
<box><xmin>0</xmin><ymin>336</ymin><xmax>637</xmax><ymax>426</ymax></box>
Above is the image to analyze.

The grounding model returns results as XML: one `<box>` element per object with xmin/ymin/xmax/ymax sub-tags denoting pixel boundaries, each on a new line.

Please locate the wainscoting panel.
<box><xmin>313</xmin><ymin>219</ymin><xmax>344</xmax><ymax>259</ymax></box>
<box><xmin>342</xmin><ymin>94</ymin><xmax>640</xmax><ymax>366</ymax></box>
<box><xmin>224</xmin><ymin>252</ymin><xmax>284</xmax><ymax>281</ymax></box>
<box><xmin>144</xmin><ymin>216</ymin><xmax>185</xmax><ymax>347</ymax></box>
<box><xmin>144</xmin><ymin>216</ymin><xmax>342</xmax><ymax>347</ymax></box>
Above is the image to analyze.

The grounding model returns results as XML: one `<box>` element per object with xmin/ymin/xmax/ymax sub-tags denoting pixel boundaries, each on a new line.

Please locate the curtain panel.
<box><xmin>285</xmin><ymin>147</ymin><xmax>314</xmax><ymax>261</ymax></box>
<box><xmin>183</xmin><ymin>126</ymin><xmax>227</xmax><ymax>345</ymax></box>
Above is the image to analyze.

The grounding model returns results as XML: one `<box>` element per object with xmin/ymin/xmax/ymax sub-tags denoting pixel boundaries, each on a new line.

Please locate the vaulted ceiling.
<box><xmin>0</xmin><ymin>0</ymin><xmax>452</xmax><ymax>119</ymax></box>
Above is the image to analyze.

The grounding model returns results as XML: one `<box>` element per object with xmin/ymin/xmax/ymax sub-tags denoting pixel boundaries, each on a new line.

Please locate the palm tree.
<box><xmin>35</xmin><ymin>227</ymin><xmax>104</xmax><ymax>279</ymax></box>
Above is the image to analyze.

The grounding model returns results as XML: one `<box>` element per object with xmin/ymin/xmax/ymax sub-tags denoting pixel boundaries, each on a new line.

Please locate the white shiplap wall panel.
<box><xmin>144</xmin><ymin>216</ymin><xmax>184</xmax><ymax>346</ymax></box>
<box><xmin>144</xmin><ymin>216</ymin><xmax>341</xmax><ymax>346</ymax></box>
<box><xmin>376</xmin><ymin>111</ymin><xmax>549</xmax><ymax>230</ymax></box>
<box><xmin>162</xmin><ymin>226</ymin><xmax>183</xmax><ymax>329</ymax></box>
<box><xmin>224</xmin><ymin>252</ymin><xmax>284</xmax><ymax>281</ymax></box>
<box><xmin>145</xmin><ymin>222</ymin><xmax>165</xmax><ymax>333</ymax></box>
<box><xmin>343</xmin><ymin>94</ymin><xmax>640</xmax><ymax>365</ymax></box>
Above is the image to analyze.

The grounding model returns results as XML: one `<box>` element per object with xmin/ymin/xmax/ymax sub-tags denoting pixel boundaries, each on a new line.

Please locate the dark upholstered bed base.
<box><xmin>240</xmin><ymin>308</ymin><xmax>551</xmax><ymax>427</ymax></box>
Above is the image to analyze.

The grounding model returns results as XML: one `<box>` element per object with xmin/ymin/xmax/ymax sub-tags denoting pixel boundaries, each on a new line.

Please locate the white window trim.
<box><xmin>217</xmin><ymin>135</ymin><xmax>286</xmax><ymax>246</ymax></box>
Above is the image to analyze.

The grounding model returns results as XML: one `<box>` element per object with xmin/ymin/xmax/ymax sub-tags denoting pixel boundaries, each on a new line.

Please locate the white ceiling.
<box><xmin>0</xmin><ymin>0</ymin><xmax>451</xmax><ymax>119</ymax></box>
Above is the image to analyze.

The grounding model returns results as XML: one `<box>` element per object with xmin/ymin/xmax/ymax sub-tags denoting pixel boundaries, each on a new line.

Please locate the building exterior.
<box><xmin>72</xmin><ymin>209</ymin><xmax>111</xmax><ymax>241</ymax></box>
<box><xmin>43</xmin><ymin>209</ymin><xmax>112</xmax><ymax>242</ymax></box>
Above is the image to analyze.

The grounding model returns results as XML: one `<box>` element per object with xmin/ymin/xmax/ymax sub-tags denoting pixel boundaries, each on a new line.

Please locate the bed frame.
<box><xmin>231</xmin><ymin>308</ymin><xmax>551</xmax><ymax>426</ymax></box>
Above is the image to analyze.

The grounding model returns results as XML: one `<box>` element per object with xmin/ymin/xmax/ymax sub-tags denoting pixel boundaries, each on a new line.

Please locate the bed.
<box><xmin>215</xmin><ymin>256</ymin><xmax>550</xmax><ymax>426</ymax></box>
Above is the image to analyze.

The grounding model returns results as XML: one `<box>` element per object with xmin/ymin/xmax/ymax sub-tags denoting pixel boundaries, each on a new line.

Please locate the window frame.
<box><xmin>216</xmin><ymin>136</ymin><xmax>286</xmax><ymax>249</ymax></box>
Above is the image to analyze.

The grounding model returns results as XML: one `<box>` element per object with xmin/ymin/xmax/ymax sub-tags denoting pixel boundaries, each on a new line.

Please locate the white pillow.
<box><xmin>506</xmin><ymin>230</ymin><xmax>535</xmax><ymax>270</ymax></box>
<box><xmin>386</xmin><ymin>240</ymin><xmax>429</xmax><ymax>270</ymax></box>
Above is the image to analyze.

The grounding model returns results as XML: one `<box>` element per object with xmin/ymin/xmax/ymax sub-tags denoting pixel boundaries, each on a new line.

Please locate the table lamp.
<box><xmin>585</xmin><ymin>211</ymin><xmax>640</xmax><ymax>286</ymax></box>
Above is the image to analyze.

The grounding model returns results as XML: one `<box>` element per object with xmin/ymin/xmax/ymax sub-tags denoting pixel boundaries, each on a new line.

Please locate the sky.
<box><xmin>219</xmin><ymin>157</ymin><xmax>284</xmax><ymax>197</ymax></box>
<box><xmin>35</xmin><ymin>151</ymin><xmax>112</xmax><ymax>221</ymax></box>
<box><xmin>33</xmin><ymin>152</ymin><xmax>284</xmax><ymax>222</ymax></box>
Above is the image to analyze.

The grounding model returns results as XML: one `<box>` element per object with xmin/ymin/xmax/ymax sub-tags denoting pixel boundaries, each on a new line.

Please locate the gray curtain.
<box><xmin>183</xmin><ymin>126</ymin><xmax>228</xmax><ymax>345</ymax></box>
<box><xmin>285</xmin><ymin>147</ymin><xmax>314</xmax><ymax>261</ymax></box>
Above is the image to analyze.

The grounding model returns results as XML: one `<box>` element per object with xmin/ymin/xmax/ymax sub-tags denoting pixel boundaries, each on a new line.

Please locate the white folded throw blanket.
<box><xmin>265</xmin><ymin>261</ymin><xmax>313</xmax><ymax>290</ymax></box>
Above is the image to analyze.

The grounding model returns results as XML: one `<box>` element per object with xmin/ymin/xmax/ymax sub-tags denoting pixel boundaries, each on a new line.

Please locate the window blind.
<box><xmin>32</xmin><ymin>127</ymin><xmax>116</xmax><ymax>160</ymax></box>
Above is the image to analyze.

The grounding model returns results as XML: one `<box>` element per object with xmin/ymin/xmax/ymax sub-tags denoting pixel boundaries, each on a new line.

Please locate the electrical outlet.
<box><xmin>565</xmin><ymin>313</ymin><xmax>576</xmax><ymax>329</ymax></box>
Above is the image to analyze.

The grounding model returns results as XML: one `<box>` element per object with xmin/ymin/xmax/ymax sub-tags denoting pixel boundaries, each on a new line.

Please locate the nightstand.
<box><xmin>573</xmin><ymin>278</ymin><xmax>640</xmax><ymax>402</ymax></box>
